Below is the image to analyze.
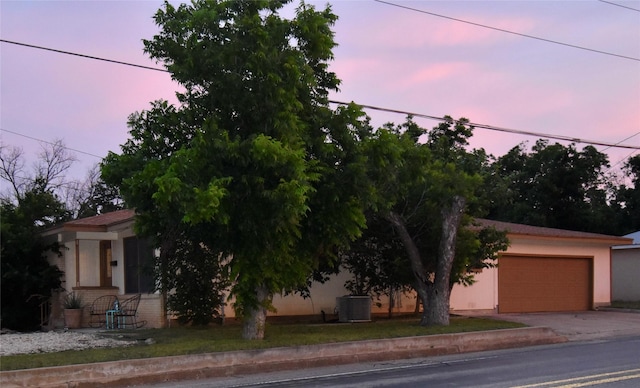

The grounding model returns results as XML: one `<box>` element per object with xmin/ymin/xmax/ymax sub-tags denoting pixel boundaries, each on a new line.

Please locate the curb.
<box><xmin>0</xmin><ymin>327</ymin><xmax>566</xmax><ymax>388</ymax></box>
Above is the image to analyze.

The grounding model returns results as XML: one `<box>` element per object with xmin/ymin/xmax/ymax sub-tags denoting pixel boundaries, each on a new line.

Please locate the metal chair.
<box><xmin>115</xmin><ymin>294</ymin><xmax>146</xmax><ymax>329</ymax></box>
<box><xmin>89</xmin><ymin>295</ymin><xmax>118</xmax><ymax>328</ymax></box>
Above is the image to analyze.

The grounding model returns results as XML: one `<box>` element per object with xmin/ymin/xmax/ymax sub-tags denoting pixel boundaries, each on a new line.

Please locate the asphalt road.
<box><xmin>146</xmin><ymin>336</ymin><xmax>640</xmax><ymax>388</ymax></box>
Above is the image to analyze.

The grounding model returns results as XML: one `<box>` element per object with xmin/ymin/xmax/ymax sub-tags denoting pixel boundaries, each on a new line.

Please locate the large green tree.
<box><xmin>102</xmin><ymin>0</ymin><xmax>372</xmax><ymax>339</ymax></box>
<box><xmin>361</xmin><ymin>117</ymin><xmax>508</xmax><ymax>326</ymax></box>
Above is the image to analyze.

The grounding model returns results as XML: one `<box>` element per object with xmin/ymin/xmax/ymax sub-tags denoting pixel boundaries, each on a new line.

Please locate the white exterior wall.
<box><xmin>271</xmin><ymin>272</ymin><xmax>351</xmax><ymax>316</ymax></box>
<box><xmin>222</xmin><ymin>270</ymin><xmax>352</xmax><ymax>319</ymax></box>
<box><xmin>450</xmin><ymin>267</ymin><xmax>498</xmax><ymax>311</ymax></box>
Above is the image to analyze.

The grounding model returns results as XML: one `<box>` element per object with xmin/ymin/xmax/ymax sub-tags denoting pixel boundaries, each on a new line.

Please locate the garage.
<box><xmin>498</xmin><ymin>255</ymin><xmax>592</xmax><ymax>313</ymax></box>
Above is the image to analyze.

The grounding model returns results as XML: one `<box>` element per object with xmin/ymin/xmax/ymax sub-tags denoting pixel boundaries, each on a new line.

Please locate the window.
<box><xmin>123</xmin><ymin>237</ymin><xmax>155</xmax><ymax>294</ymax></box>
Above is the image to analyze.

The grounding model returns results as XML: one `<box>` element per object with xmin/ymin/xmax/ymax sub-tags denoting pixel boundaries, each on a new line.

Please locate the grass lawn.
<box><xmin>0</xmin><ymin>315</ymin><xmax>524</xmax><ymax>371</ymax></box>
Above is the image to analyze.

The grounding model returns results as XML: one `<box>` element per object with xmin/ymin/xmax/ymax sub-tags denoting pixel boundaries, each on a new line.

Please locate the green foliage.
<box><xmin>345</xmin><ymin>116</ymin><xmax>508</xmax><ymax>325</ymax></box>
<box><xmin>102</xmin><ymin>0</ymin><xmax>374</xmax><ymax>337</ymax></box>
<box><xmin>163</xmin><ymin>232</ymin><xmax>229</xmax><ymax>325</ymax></box>
<box><xmin>0</xmin><ymin>192</ymin><xmax>65</xmax><ymax>331</ymax></box>
<box><xmin>340</xmin><ymin>214</ymin><xmax>412</xmax><ymax>299</ymax></box>
<box><xmin>488</xmin><ymin>140</ymin><xmax>616</xmax><ymax>234</ymax></box>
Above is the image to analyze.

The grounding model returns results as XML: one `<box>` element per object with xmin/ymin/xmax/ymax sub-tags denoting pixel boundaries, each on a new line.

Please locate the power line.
<box><xmin>329</xmin><ymin>100</ymin><xmax>640</xmax><ymax>150</ymax></box>
<box><xmin>607</xmin><ymin>149</ymin><xmax>639</xmax><ymax>172</ymax></box>
<box><xmin>598</xmin><ymin>0</ymin><xmax>640</xmax><ymax>12</ymax></box>
<box><xmin>0</xmin><ymin>39</ymin><xmax>168</xmax><ymax>72</ymax></box>
<box><xmin>373</xmin><ymin>0</ymin><xmax>640</xmax><ymax>62</ymax></box>
<box><xmin>3</xmin><ymin>40</ymin><xmax>639</xmax><ymax>151</ymax></box>
<box><xmin>601</xmin><ymin>131</ymin><xmax>640</xmax><ymax>152</ymax></box>
<box><xmin>1</xmin><ymin>128</ymin><xmax>103</xmax><ymax>158</ymax></box>
<box><xmin>602</xmin><ymin>132</ymin><xmax>640</xmax><ymax>170</ymax></box>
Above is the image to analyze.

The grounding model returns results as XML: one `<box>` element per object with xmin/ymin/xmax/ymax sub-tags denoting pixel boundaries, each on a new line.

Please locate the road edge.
<box><xmin>0</xmin><ymin>326</ymin><xmax>566</xmax><ymax>388</ymax></box>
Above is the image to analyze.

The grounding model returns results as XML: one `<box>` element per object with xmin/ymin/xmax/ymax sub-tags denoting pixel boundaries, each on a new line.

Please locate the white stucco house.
<box><xmin>279</xmin><ymin>219</ymin><xmax>633</xmax><ymax>317</ymax></box>
<box><xmin>43</xmin><ymin>210</ymin><xmax>632</xmax><ymax>328</ymax></box>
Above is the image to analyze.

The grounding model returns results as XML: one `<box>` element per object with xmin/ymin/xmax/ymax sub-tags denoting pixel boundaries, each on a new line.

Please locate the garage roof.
<box><xmin>476</xmin><ymin>219</ymin><xmax>633</xmax><ymax>245</ymax></box>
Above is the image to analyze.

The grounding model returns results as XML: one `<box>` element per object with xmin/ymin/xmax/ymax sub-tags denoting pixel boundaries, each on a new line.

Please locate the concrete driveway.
<box><xmin>482</xmin><ymin>310</ymin><xmax>640</xmax><ymax>341</ymax></box>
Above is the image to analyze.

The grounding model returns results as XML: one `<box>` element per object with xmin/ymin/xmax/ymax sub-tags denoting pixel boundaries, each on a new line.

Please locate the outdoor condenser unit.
<box><xmin>337</xmin><ymin>295</ymin><xmax>372</xmax><ymax>322</ymax></box>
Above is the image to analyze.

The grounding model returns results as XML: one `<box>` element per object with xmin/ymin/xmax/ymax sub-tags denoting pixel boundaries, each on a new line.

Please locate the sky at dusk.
<box><xmin>1</xmin><ymin>0</ymin><xmax>639</xmax><ymax>185</ymax></box>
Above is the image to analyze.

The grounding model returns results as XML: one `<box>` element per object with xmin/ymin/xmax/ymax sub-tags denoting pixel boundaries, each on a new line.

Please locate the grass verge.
<box><xmin>0</xmin><ymin>315</ymin><xmax>524</xmax><ymax>371</ymax></box>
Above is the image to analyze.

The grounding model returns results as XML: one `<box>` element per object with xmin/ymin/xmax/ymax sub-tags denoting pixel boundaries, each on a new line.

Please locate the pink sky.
<box><xmin>1</xmin><ymin>0</ymin><xmax>639</xmax><ymax>184</ymax></box>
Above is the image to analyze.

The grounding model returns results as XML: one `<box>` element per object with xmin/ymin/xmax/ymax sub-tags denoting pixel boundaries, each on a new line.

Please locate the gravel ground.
<box><xmin>0</xmin><ymin>330</ymin><xmax>135</xmax><ymax>356</ymax></box>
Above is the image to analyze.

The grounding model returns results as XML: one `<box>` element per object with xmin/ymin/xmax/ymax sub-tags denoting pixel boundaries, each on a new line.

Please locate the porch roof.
<box><xmin>44</xmin><ymin>209</ymin><xmax>135</xmax><ymax>234</ymax></box>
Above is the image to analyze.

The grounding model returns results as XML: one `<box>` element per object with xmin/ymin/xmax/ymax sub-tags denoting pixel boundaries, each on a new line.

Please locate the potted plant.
<box><xmin>62</xmin><ymin>292</ymin><xmax>84</xmax><ymax>329</ymax></box>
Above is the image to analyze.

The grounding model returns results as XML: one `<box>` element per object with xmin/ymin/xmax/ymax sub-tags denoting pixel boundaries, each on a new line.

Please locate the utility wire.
<box><xmin>607</xmin><ymin>149</ymin><xmax>638</xmax><ymax>172</ymax></box>
<box><xmin>0</xmin><ymin>39</ymin><xmax>167</xmax><ymax>72</ymax></box>
<box><xmin>1</xmin><ymin>128</ymin><xmax>103</xmax><ymax>158</ymax></box>
<box><xmin>601</xmin><ymin>132</ymin><xmax>640</xmax><ymax>171</ymax></box>
<box><xmin>598</xmin><ymin>0</ymin><xmax>640</xmax><ymax>12</ymax></box>
<box><xmin>2</xmin><ymin>39</ymin><xmax>639</xmax><ymax>151</ymax></box>
<box><xmin>601</xmin><ymin>131</ymin><xmax>640</xmax><ymax>152</ymax></box>
<box><xmin>373</xmin><ymin>0</ymin><xmax>640</xmax><ymax>62</ymax></box>
<box><xmin>330</xmin><ymin>100</ymin><xmax>640</xmax><ymax>151</ymax></box>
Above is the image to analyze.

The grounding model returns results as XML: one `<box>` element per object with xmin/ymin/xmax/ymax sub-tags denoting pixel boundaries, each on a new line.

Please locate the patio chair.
<box><xmin>89</xmin><ymin>295</ymin><xmax>118</xmax><ymax>328</ymax></box>
<box><xmin>115</xmin><ymin>294</ymin><xmax>146</xmax><ymax>329</ymax></box>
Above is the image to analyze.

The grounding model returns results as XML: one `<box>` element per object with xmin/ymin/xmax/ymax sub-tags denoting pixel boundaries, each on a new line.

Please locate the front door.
<box><xmin>100</xmin><ymin>240</ymin><xmax>113</xmax><ymax>287</ymax></box>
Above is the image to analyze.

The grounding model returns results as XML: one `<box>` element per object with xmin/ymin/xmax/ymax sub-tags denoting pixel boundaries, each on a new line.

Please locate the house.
<box><xmin>270</xmin><ymin>219</ymin><xmax>634</xmax><ymax>317</ymax></box>
<box><xmin>43</xmin><ymin>209</ymin><xmax>164</xmax><ymax>329</ymax></box>
<box><xmin>43</xmin><ymin>211</ymin><xmax>632</xmax><ymax>328</ymax></box>
<box><xmin>611</xmin><ymin>231</ymin><xmax>640</xmax><ymax>302</ymax></box>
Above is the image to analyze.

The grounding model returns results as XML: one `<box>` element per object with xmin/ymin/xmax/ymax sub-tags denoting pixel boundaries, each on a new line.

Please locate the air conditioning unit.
<box><xmin>337</xmin><ymin>295</ymin><xmax>371</xmax><ymax>322</ymax></box>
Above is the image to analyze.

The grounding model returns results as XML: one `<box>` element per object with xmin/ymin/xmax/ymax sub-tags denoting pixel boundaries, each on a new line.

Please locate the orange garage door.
<box><xmin>498</xmin><ymin>256</ymin><xmax>592</xmax><ymax>313</ymax></box>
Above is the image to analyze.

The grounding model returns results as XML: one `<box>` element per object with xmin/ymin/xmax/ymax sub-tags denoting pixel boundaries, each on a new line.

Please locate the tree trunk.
<box><xmin>425</xmin><ymin>195</ymin><xmax>466</xmax><ymax>326</ymax></box>
<box><xmin>424</xmin><ymin>282</ymin><xmax>451</xmax><ymax>325</ymax></box>
<box><xmin>385</xmin><ymin>211</ymin><xmax>430</xmax><ymax>325</ymax></box>
<box><xmin>386</xmin><ymin>195</ymin><xmax>466</xmax><ymax>326</ymax></box>
<box><xmin>242</xmin><ymin>283</ymin><xmax>270</xmax><ymax>340</ymax></box>
<box><xmin>159</xmin><ymin>226</ymin><xmax>178</xmax><ymax>328</ymax></box>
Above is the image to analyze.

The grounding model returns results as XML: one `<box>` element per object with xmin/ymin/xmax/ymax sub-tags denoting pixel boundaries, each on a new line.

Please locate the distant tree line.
<box><xmin>484</xmin><ymin>140</ymin><xmax>639</xmax><ymax>236</ymax></box>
